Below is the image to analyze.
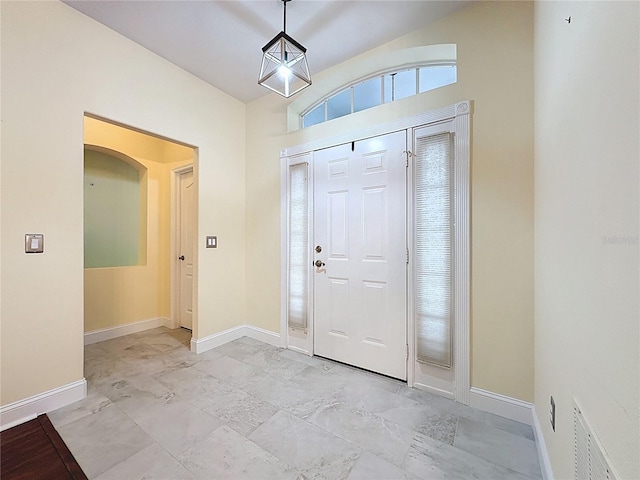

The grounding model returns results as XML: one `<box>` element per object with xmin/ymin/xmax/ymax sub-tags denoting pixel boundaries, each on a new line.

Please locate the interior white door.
<box><xmin>178</xmin><ymin>170</ymin><xmax>194</xmax><ymax>330</ymax></box>
<box><xmin>313</xmin><ymin>131</ymin><xmax>407</xmax><ymax>380</ymax></box>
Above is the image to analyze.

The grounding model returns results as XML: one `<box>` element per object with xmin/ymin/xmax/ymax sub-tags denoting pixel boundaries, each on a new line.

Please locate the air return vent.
<box><xmin>574</xmin><ymin>401</ymin><xmax>617</xmax><ymax>480</ymax></box>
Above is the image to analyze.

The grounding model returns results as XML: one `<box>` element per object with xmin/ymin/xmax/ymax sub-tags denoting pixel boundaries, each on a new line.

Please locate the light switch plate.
<box><xmin>206</xmin><ymin>236</ymin><xmax>217</xmax><ymax>248</ymax></box>
<box><xmin>25</xmin><ymin>234</ymin><xmax>44</xmax><ymax>253</ymax></box>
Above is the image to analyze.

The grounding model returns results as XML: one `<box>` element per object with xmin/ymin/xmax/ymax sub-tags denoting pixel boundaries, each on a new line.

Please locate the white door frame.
<box><xmin>280</xmin><ymin>101</ymin><xmax>471</xmax><ymax>404</ymax></box>
<box><xmin>171</xmin><ymin>164</ymin><xmax>196</xmax><ymax>332</ymax></box>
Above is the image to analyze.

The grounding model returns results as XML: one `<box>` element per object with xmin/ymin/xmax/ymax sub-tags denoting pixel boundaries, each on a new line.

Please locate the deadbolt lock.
<box><xmin>315</xmin><ymin>245</ymin><xmax>322</xmax><ymax>253</ymax></box>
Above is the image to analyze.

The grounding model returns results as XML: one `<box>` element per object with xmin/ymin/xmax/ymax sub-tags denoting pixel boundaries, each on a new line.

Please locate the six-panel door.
<box><xmin>313</xmin><ymin>131</ymin><xmax>407</xmax><ymax>380</ymax></box>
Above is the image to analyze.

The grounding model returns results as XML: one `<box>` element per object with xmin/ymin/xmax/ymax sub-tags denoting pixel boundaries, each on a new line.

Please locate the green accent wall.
<box><xmin>84</xmin><ymin>148</ymin><xmax>144</xmax><ymax>268</ymax></box>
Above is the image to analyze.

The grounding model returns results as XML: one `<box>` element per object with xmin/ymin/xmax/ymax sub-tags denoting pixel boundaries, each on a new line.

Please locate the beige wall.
<box><xmin>246</xmin><ymin>1</ymin><xmax>535</xmax><ymax>401</ymax></box>
<box><xmin>0</xmin><ymin>1</ymin><xmax>246</xmax><ymax>405</ymax></box>
<box><xmin>534</xmin><ymin>2</ymin><xmax>639</xmax><ymax>478</ymax></box>
<box><xmin>84</xmin><ymin>117</ymin><xmax>192</xmax><ymax>332</ymax></box>
<box><xmin>4</xmin><ymin>3</ymin><xmax>637</xmax><ymax>475</ymax></box>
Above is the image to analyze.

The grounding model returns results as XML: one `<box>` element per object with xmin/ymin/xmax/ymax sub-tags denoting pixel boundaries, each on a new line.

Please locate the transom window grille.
<box><xmin>302</xmin><ymin>64</ymin><xmax>457</xmax><ymax>128</ymax></box>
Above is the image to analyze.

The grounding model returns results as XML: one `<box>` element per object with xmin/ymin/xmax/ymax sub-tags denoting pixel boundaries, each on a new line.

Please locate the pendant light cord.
<box><xmin>283</xmin><ymin>0</ymin><xmax>290</xmax><ymax>34</ymax></box>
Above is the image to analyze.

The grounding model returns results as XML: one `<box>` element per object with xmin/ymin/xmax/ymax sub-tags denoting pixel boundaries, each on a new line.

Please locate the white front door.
<box><xmin>313</xmin><ymin>131</ymin><xmax>407</xmax><ymax>380</ymax></box>
<box><xmin>178</xmin><ymin>169</ymin><xmax>194</xmax><ymax>330</ymax></box>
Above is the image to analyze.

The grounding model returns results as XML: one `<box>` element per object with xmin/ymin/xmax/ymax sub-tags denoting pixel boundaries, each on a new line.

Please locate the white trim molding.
<box><xmin>281</xmin><ymin>101</ymin><xmax>472</xmax><ymax>405</ymax></box>
<box><xmin>191</xmin><ymin>325</ymin><xmax>244</xmax><ymax>353</ymax></box>
<box><xmin>532</xmin><ymin>405</ymin><xmax>554</xmax><ymax>480</ymax></box>
<box><xmin>281</xmin><ymin>152</ymin><xmax>315</xmax><ymax>357</ymax></box>
<box><xmin>469</xmin><ymin>388</ymin><xmax>554</xmax><ymax>479</ymax></box>
<box><xmin>453</xmin><ymin>101</ymin><xmax>471</xmax><ymax>406</ymax></box>
<box><xmin>246</xmin><ymin>325</ymin><xmax>283</xmax><ymax>347</ymax></box>
<box><xmin>413</xmin><ymin>382</ymin><xmax>455</xmax><ymax>400</ymax></box>
<box><xmin>0</xmin><ymin>379</ymin><xmax>87</xmax><ymax>431</ymax></box>
<box><xmin>84</xmin><ymin>317</ymin><xmax>170</xmax><ymax>345</ymax></box>
<box><xmin>469</xmin><ymin>387</ymin><xmax>534</xmax><ymax>426</ymax></box>
<box><xmin>283</xmin><ymin>102</ymin><xmax>468</xmax><ymax>158</ymax></box>
<box><xmin>171</xmin><ymin>164</ymin><xmax>195</xmax><ymax>331</ymax></box>
<box><xmin>191</xmin><ymin>325</ymin><xmax>282</xmax><ymax>354</ymax></box>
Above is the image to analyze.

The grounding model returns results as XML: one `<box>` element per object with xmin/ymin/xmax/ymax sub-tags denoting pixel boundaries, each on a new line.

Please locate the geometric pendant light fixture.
<box><xmin>258</xmin><ymin>0</ymin><xmax>311</xmax><ymax>98</ymax></box>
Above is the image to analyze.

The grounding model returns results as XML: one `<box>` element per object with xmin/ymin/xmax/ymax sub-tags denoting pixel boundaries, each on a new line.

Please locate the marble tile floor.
<box><xmin>49</xmin><ymin>327</ymin><xmax>542</xmax><ymax>479</ymax></box>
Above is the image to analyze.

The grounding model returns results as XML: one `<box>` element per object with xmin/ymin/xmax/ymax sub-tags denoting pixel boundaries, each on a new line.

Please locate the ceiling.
<box><xmin>63</xmin><ymin>0</ymin><xmax>471</xmax><ymax>103</ymax></box>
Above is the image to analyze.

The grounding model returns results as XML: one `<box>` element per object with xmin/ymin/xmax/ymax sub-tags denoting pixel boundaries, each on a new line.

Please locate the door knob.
<box><xmin>314</xmin><ymin>260</ymin><xmax>325</xmax><ymax>268</ymax></box>
<box><xmin>179</xmin><ymin>255</ymin><xmax>185</xmax><ymax>261</ymax></box>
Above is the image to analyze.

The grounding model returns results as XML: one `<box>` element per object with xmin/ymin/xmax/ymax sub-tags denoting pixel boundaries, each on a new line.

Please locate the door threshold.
<box><xmin>313</xmin><ymin>355</ymin><xmax>406</xmax><ymax>383</ymax></box>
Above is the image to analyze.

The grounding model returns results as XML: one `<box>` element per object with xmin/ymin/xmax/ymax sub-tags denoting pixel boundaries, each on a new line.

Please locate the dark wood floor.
<box><xmin>1</xmin><ymin>414</ymin><xmax>87</xmax><ymax>480</ymax></box>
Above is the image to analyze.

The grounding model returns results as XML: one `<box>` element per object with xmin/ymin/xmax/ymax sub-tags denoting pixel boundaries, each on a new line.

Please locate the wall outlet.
<box><xmin>550</xmin><ymin>395</ymin><xmax>556</xmax><ymax>432</ymax></box>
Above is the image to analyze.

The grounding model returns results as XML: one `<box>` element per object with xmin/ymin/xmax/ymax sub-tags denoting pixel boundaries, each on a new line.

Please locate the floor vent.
<box><xmin>574</xmin><ymin>401</ymin><xmax>617</xmax><ymax>480</ymax></box>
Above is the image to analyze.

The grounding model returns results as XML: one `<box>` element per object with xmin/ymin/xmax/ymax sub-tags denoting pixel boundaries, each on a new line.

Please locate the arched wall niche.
<box><xmin>83</xmin><ymin>144</ymin><xmax>148</xmax><ymax>268</ymax></box>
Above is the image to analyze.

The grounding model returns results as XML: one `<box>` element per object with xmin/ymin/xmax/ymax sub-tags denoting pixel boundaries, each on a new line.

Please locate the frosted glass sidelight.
<box><xmin>288</xmin><ymin>162</ymin><xmax>309</xmax><ymax>330</ymax></box>
<box><xmin>415</xmin><ymin>133</ymin><xmax>453</xmax><ymax>368</ymax></box>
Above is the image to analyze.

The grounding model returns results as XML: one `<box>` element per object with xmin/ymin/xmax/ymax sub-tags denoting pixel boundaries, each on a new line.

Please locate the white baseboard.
<box><xmin>191</xmin><ymin>325</ymin><xmax>245</xmax><ymax>353</ymax></box>
<box><xmin>531</xmin><ymin>405</ymin><xmax>554</xmax><ymax>480</ymax></box>
<box><xmin>413</xmin><ymin>382</ymin><xmax>455</xmax><ymax>400</ymax></box>
<box><xmin>191</xmin><ymin>324</ymin><xmax>282</xmax><ymax>354</ymax></box>
<box><xmin>0</xmin><ymin>379</ymin><xmax>87</xmax><ymax>431</ymax></box>
<box><xmin>287</xmin><ymin>344</ymin><xmax>312</xmax><ymax>356</ymax></box>
<box><xmin>84</xmin><ymin>317</ymin><xmax>170</xmax><ymax>345</ymax></box>
<box><xmin>245</xmin><ymin>325</ymin><xmax>284</xmax><ymax>348</ymax></box>
<box><xmin>469</xmin><ymin>389</ymin><xmax>553</xmax><ymax>478</ymax></box>
<box><xmin>469</xmin><ymin>387</ymin><xmax>534</xmax><ymax>425</ymax></box>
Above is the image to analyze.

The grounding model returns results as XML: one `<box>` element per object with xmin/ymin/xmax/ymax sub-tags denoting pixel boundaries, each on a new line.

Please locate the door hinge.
<box><xmin>406</xmin><ymin>344</ymin><xmax>409</xmax><ymax>360</ymax></box>
<box><xmin>406</xmin><ymin>248</ymin><xmax>409</xmax><ymax>264</ymax></box>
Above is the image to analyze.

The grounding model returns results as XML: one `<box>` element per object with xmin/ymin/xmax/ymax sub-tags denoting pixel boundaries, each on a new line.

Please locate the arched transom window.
<box><xmin>301</xmin><ymin>63</ymin><xmax>457</xmax><ymax>128</ymax></box>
